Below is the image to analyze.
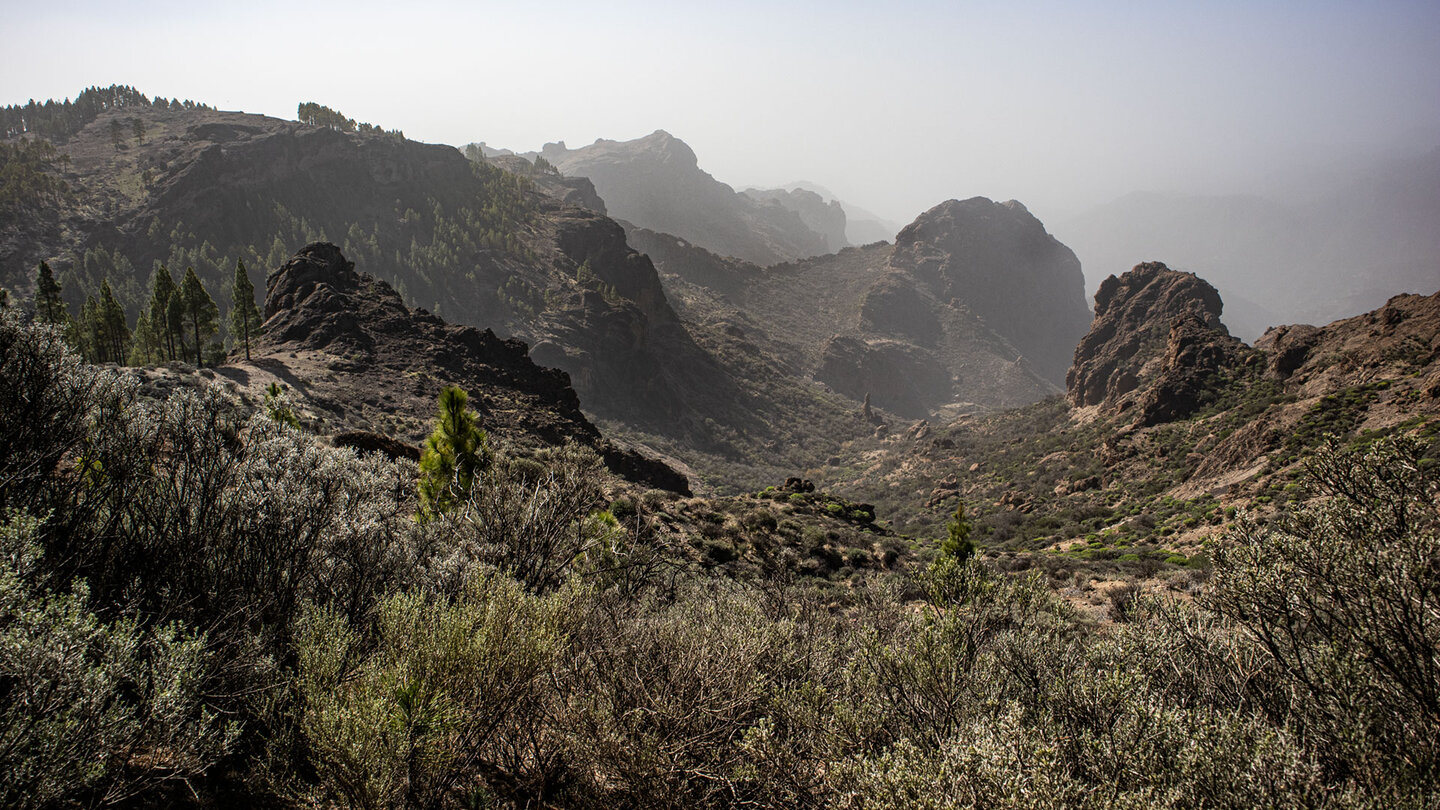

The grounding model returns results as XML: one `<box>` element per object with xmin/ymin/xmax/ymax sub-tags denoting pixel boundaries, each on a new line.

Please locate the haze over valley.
<box><xmin>3</xmin><ymin>2</ymin><xmax>1440</xmax><ymax>807</ymax></box>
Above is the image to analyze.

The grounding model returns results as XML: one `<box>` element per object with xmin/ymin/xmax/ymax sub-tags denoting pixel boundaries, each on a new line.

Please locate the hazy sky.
<box><xmin>5</xmin><ymin>0</ymin><xmax>1439</xmax><ymax>224</ymax></box>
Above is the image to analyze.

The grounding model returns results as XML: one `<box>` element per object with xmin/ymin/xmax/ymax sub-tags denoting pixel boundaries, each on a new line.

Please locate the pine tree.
<box><xmin>417</xmin><ymin>386</ymin><xmax>492</xmax><ymax>522</ymax></box>
<box><xmin>97</xmin><ymin>279</ymin><xmax>130</xmax><ymax>363</ymax></box>
<box><xmin>80</xmin><ymin>294</ymin><xmax>101</xmax><ymax>362</ymax></box>
<box><xmin>147</xmin><ymin>264</ymin><xmax>178</xmax><ymax>360</ymax></box>
<box><xmin>228</xmin><ymin>259</ymin><xmax>262</xmax><ymax>361</ymax></box>
<box><xmin>263</xmin><ymin>382</ymin><xmax>300</xmax><ymax>429</ymax></box>
<box><xmin>177</xmin><ymin>266</ymin><xmax>218</xmax><ymax>366</ymax></box>
<box><xmin>129</xmin><ymin>311</ymin><xmax>158</xmax><ymax>365</ymax></box>
<box><xmin>938</xmin><ymin>502</ymin><xmax>975</xmax><ymax>564</ymax></box>
<box><xmin>35</xmin><ymin>261</ymin><xmax>65</xmax><ymax>324</ymax></box>
<box><xmin>166</xmin><ymin>289</ymin><xmax>188</xmax><ymax>363</ymax></box>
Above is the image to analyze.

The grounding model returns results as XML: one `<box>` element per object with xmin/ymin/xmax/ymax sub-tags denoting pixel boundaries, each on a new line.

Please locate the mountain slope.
<box><xmin>825</xmin><ymin>263</ymin><xmax>1440</xmax><ymax>573</ymax></box>
<box><xmin>231</xmin><ymin>241</ymin><xmax>689</xmax><ymax>491</ymax></box>
<box><xmin>0</xmin><ymin>92</ymin><xmax>874</xmax><ymax>492</ymax></box>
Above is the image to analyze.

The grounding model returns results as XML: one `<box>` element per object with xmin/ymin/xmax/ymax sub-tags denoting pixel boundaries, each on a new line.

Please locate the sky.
<box><xmin>5</xmin><ymin>0</ymin><xmax>1439</xmax><ymax>225</ymax></box>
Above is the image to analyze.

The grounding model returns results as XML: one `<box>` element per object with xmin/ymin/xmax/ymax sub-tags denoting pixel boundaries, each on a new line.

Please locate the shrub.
<box><xmin>0</xmin><ymin>511</ymin><xmax>236</xmax><ymax>807</ymax></box>
<box><xmin>430</xmin><ymin>445</ymin><xmax>615</xmax><ymax>594</ymax></box>
<box><xmin>297</xmin><ymin>572</ymin><xmax>582</xmax><ymax>809</ymax></box>
<box><xmin>1209</xmin><ymin>437</ymin><xmax>1440</xmax><ymax>792</ymax></box>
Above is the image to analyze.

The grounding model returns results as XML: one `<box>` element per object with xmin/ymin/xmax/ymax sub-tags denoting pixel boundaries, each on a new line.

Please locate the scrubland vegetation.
<box><xmin>2</xmin><ymin>307</ymin><xmax>1438</xmax><ymax>808</ymax></box>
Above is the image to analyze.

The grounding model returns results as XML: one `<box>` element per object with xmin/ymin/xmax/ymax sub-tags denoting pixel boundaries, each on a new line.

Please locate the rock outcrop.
<box><xmin>1255</xmin><ymin>290</ymin><xmax>1440</xmax><ymax>391</ymax></box>
<box><xmin>253</xmin><ymin>243</ymin><xmax>689</xmax><ymax>493</ymax></box>
<box><xmin>889</xmin><ymin>198</ymin><xmax>1091</xmax><ymax>387</ymax></box>
<box><xmin>488</xmin><ymin>154</ymin><xmax>608</xmax><ymax>213</ymax></box>
<box><xmin>815</xmin><ymin>336</ymin><xmax>954</xmax><ymax>420</ymax></box>
<box><xmin>1066</xmin><ymin>261</ymin><xmax>1249</xmax><ymax>424</ymax></box>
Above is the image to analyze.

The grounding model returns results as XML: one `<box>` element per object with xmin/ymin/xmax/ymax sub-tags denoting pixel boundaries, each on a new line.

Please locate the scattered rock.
<box><xmin>998</xmin><ymin>490</ymin><xmax>1034</xmax><ymax>513</ymax></box>
<box><xmin>333</xmin><ymin>430</ymin><xmax>421</xmax><ymax>462</ymax></box>
<box><xmin>782</xmin><ymin>477</ymin><xmax>816</xmax><ymax>493</ymax></box>
<box><xmin>1053</xmin><ymin>475</ymin><xmax>1102</xmax><ymax>496</ymax></box>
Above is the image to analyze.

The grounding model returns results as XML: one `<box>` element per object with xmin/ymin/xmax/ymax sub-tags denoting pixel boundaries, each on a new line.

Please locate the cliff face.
<box><xmin>539</xmin><ymin>131</ymin><xmax>832</xmax><ymax>266</ymax></box>
<box><xmin>889</xmin><ymin>198</ymin><xmax>1091</xmax><ymax>387</ymax></box>
<box><xmin>1066</xmin><ymin>261</ymin><xmax>1249</xmax><ymax>425</ymax></box>
<box><xmin>251</xmin><ymin>242</ymin><xmax>689</xmax><ymax>493</ymax></box>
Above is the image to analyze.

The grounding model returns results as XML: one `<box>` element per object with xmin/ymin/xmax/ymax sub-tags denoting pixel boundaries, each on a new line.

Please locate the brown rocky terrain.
<box><xmin>223</xmin><ymin>242</ymin><xmax>689</xmax><ymax>492</ymax></box>
<box><xmin>1066</xmin><ymin>261</ymin><xmax>1251</xmax><ymax>426</ymax></box>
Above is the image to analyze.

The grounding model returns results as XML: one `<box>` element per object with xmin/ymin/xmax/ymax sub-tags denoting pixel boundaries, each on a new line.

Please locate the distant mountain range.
<box><xmin>1059</xmin><ymin>147</ymin><xmax>1440</xmax><ymax>341</ymax></box>
<box><xmin>520</xmin><ymin>130</ymin><xmax>835</xmax><ymax>266</ymax></box>
<box><xmin>746</xmin><ymin>181</ymin><xmax>902</xmax><ymax>246</ymax></box>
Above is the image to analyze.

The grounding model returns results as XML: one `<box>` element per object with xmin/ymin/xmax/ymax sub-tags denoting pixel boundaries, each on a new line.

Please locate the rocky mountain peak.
<box><xmin>1090</xmin><ymin>261</ymin><xmax>1225</xmax><ymax>328</ymax></box>
<box><xmin>888</xmin><ymin>197</ymin><xmax>1091</xmax><ymax>386</ymax></box>
<box><xmin>633</xmin><ymin>129</ymin><xmax>692</xmax><ymax>162</ymax></box>
<box><xmin>539</xmin><ymin>131</ymin><xmax>829</xmax><ymax>266</ymax></box>
<box><xmin>1067</xmin><ymin>261</ymin><xmax>1248</xmax><ymax>424</ymax></box>
<box><xmin>263</xmin><ymin>241</ymin><xmax>360</xmax><ymax>319</ymax></box>
<box><xmin>547</xmin><ymin>129</ymin><xmax>699</xmax><ymax>171</ymax></box>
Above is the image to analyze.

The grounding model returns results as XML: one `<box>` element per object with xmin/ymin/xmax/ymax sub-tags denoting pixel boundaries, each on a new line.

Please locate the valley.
<box><xmin>3</xmin><ymin>85</ymin><xmax>1439</xmax><ymax>808</ymax></box>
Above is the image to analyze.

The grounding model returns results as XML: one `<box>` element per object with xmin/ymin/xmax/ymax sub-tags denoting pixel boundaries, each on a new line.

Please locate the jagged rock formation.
<box><xmin>1066</xmin><ymin>261</ymin><xmax>1249</xmax><ymax>425</ymax></box>
<box><xmin>636</xmin><ymin>197</ymin><xmax>1089</xmax><ymax>418</ymax></box>
<box><xmin>1255</xmin><ymin>290</ymin><xmax>1440</xmax><ymax>393</ymax></box>
<box><xmin>829</xmin><ymin>268</ymin><xmax>1440</xmax><ymax>562</ymax></box>
<box><xmin>741</xmin><ymin>187</ymin><xmax>848</xmax><ymax>253</ymax></box>
<box><xmin>535</xmin><ymin>131</ymin><xmax>833</xmax><ymax>266</ymax></box>
<box><xmin>248</xmin><ymin>242</ymin><xmax>689</xmax><ymax>493</ymax></box>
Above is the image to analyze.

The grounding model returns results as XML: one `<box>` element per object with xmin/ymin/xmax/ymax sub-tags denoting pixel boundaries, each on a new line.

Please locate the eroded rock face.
<box><xmin>1257</xmin><ymin>291</ymin><xmax>1440</xmax><ymax>391</ymax></box>
<box><xmin>1254</xmin><ymin>323</ymin><xmax>1322</xmax><ymax>379</ymax></box>
<box><xmin>257</xmin><ymin>243</ymin><xmax>689</xmax><ymax>493</ymax></box>
<box><xmin>859</xmin><ymin>271</ymin><xmax>942</xmax><ymax>346</ymax></box>
<box><xmin>888</xmin><ymin>198</ymin><xmax>1091</xmax><ymax>386</ymax></box>
<box><xmin>1067</xmin><ymin>262</ymin><xmax>1248</xmax><ymax>424</ymax></box>
<box><xmin>815</xmin><ymin>336</ymin><xmax>953</xmax><ymax>420</ymax></box>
